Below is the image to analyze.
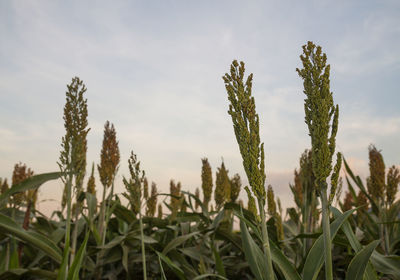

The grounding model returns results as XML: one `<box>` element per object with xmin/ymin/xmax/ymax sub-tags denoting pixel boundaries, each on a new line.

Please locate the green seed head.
<box><xmin>98</xmin><ymin>121</ymin><xmax>120</xmax><ymax>189</ymax></box>
<box><xmin>58</xmin><ymin>77</ymin><xmax>89</xmax><ymax>191</ymax></box>
<box><xmin>214</xmin><ymin>161</ymin><xmax>231</xmax><ymax>210</ymax></box>
<box><xmin>201</xmin><ymin>158</ymin><xmax>213</xmax><ymax>208</ymax></box>
<box><xmin>245</xmin><ymin>186</ymin><xmax>258</xmax><ymax>220</ymax></box>
<box><xmin>146</xmin><ymin>182</ymin><xmax>158</xmax><ymax>217</ymax></box>
<box><xmin>230</xmin><ymin>173</ymin><xmax>242</xmax><ymax>203</ymax></box>
<box><xmin>367</xmin><ymin>145</ymin><xmax>385</xmax><ymax>203</ymax></box>
<box><xmin>223</xmin><ymin>60</ymin><xmax>266</xmax><ymax>200</ymax></box>
<box><xmin>296</xmin><ymin>42</ymin><xmax>339</xmax><ymax>192</ymax></box>
<box><xmin>86</xmin><ymin>162</ymin><xmax>96</xmax><ymax>195</ymax></box>
<box><xmin>267</xmin><ymin>185</ymin><xmax>276</xmax><ymax>216</ymax></box>
<box><xmin>386</xmin><ymin>165</ymin><xmax>400</xmax><ymax>206</ymax></box>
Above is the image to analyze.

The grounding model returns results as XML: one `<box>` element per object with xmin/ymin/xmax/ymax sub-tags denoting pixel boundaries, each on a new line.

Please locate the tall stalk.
<box><xmin>63</xmin><ymin>173</ymin><xmax>73</xmax><ymax>271</ymax></box>
<box><xmin>297</xmin><ymin>42</ymin><xmax>342</xmax><ymax>280</ymax></box>
<box><xmin>258</xmin><ymin>199</ymin><xmax>274</xmax><ymax>278</ymax></box>
<box><xmin>58</xmin><ymin>77</ymin><xmax>89</xmax><ymax>278</ymax></box>
<box><xmin>223</xmin><ymin>60</ymin><xmax>274</xmax><ymax>280</ymax></box>
<box><xmin>139</xmin><ymin>207</ymin><xmax>147</xmax><ymax>280</ymax></box>
<box><xmin>321</xmin><ymin>189</ymin><xmax>333</xmax><ymax>278</ymax></box>
<box><xmin>96</xmin><ymin>121</ymin><xmax>120</xmax><ymax>279</ymax></box>
<box><xmin>123</xmin><ymin>151</ymin><xmax>147</xmax><ymax>279</ymax></box>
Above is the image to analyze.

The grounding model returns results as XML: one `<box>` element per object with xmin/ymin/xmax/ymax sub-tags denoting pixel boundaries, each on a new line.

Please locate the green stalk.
<box><xmin>62</xmin><ymin>172</ymin><xmax>73</xmax><ymax>278</ymax></box>
<box><xmin>302</xmin><ymin>183</ymin><xmax>309</xmax><ymax>258</ymax></box>
<box><xmin>381</xmin><ymin>203</ymin><xmax>390</xmax><ymax>254</ymax></box>
<box><xmin>102</xmin><ymin>181</ymin><xmax>114</xmax><ymax>245</ymax></box>
<box><xmin>258</xmin><ymin>199</ymin><xmax>274</xmax><ymax>280</ymax></box>
<box><xmin>70</xmin><ymin>201</ymin><xmax>80</xmax><ymax>266</ymax></box>
<box><xmin>321</xmin><ymin>189</ymin><xmax>333</xmax><ymax>280</ymax></box>
<box><xmin>95</xmin><ymin>183</ymin><xmax>107</xmax><ymax>280</ymax></box>
<box><xmin>139</xmin><ymin>205</ymin><xmax>147</xmax><ymax>280</ymax></box>
<box><xmin>98</xmin><ymin>183</ymin><xmax>107</xmax><ymax>242</ymax></box>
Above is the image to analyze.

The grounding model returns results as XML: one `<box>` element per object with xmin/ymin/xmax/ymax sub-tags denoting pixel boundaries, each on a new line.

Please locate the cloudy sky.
<box><xmin>1</xmin><ymin>1</ymin><xmax>399</xmax><ymax>214</ymax></box>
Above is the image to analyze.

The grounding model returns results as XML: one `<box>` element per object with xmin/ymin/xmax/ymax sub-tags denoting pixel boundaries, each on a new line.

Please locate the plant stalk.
<box><xmin>139</xmin><ymin>206</ymin><xmax>147</xmax><ymax>280</ymax></box>
<box><xmin>258</xmin><ymin>198</ymin><xmax>274</xmax><ymax>280</ymax></box>
<box><xmin>61</xmin><ymin>172</ymin><xmax>73</xmax><ymax>279</ymax></box>
<box><xmin>95</xmin><ymin>183</ymin><xmax>108</xmax><ymax>280</ymax></box>
<box><xmin>321</xmin><ymin>189</ymin><xmax>333</xmax><ymax>280</ymax></box>
<box><xmin>70</xmin><ymin>200</ymin><xmax>80</xmax><ymax>266</ymax></box>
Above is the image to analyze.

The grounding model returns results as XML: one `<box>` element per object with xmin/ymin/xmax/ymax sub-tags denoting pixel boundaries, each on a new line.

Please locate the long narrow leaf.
<box><xmin>162</xmin><ymin>232</ymin><xmax>199</xmax><ymax>255</ymax></box>
<box><xmin>346</xmin><ymin>240</ymin><xmax>380</xmax><ymax>280</ymax></box>
<box><xmin>302</xmin><ymin>208</ymin><xmax>356</xmax><ymax>280</ymax></box>
<box><xmin>0</xmin><ymin>172</ymin><xmax>61</xmax><ymax>206</ymax></box>
<box><xmin>67</xmin><ymin>231</ymin><xmax>89</xmax><ymax>280</ymax></box>
<box><xmin>331</xmin><ymin>207</ymin><xmax>377</xmax><ymax>280</ymax></box>
<box><xmin>0</xmin><ymin>213</ymin><xmax>62</xmax><ymax>263</ymax></box>
<box><xmin>239</xmin><ymin>217</ymin><xmax>267</xmax><ymax>280</ymax></box>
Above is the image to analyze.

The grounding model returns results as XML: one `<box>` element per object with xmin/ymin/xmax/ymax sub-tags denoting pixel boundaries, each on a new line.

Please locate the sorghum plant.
<box><xmin>214</xmin><ymin>161</ymin><xmax>231</xmax><ymax>210</ymax></box>
<box><xmin>122</xmin><ymin>151</ymin><xmax>147</xmax><ymax>279</ymax></box>
<box><xmin>201</xmin><ymin>158</ymin><xmax>213</xmax><ymax>210</ymax></box>
<box><xmin>230</xmin><ymin>173</ymin><xmax>241</xmax><ymax>203</ymax></box>
<box><xmin>146</xmin><ymin>182</ymin><xmax>158</xmax><ymax>217</ymax></box>
<box><xmin>297</xmin><ymin>41</ymin><xmax>342</xmax><ymax>280</ymax></box>
<box><xmin>97</xmin><ymin>121</ymin><xmax>120</xmax><ymax>242</ymax></box>
<box><xmin>223</xmin><ymin>60</ymin><xmax>274</xmax><ymax>279</ymax></box>
<box><xmin>386</xmin><ymin>165</ymin><xmax>399</xmax><ymax>207</ymax></box>
<box><xmin>86</xmin><ymin>162</ymin><xmax>96</xmax><ymax>196</ymax></box>
<box><xmin>58</xmin><ymin>76</ymin><xmax>89</xmax><ymax>275</ymax></box>
<box><xmin>194</xmin><ymin>187</ymin><xmax>200</xmax><ymax>210</ymax></box>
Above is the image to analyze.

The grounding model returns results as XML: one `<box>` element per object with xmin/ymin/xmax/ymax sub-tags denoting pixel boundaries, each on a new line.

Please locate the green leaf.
<box><xmin>57</xmin><ymin>246</ymin><xmax>69</xmax><ymax>280</ymax></box>
<box><xmin>269</xmin><ymin>240</ymin><xmax>302</xmax><ymax>280</ymax></box>
<box><xmin>239</xmin><ymin>217</ymin><xmax>267</xmax><ymax>280</ymax></box>
<box><xmin>192</xmin><ymin>274</ymin><xmax>228</xmax><ymax>280</ymax></box>
<box><xmin>130</xmin><ymin>234</ymin><xmax>158</xmax><ymax>244</ymax></box>
<box><xmin>302</xmin><ymin>208</ymin><xmax>356</xmax><ymax>280</ymax></box>
<box><xmin>0</xmin><ymin>268</ymin><xmax>57</xmax><ymax>279</ymax></box>
<box><xmin>343</xmin><ymin>158</ymin><xmax>378</xmax><ymax>213</ymax></box>
<box><xmin>67</xmin><ymin>231</ymin><xmax>89</xmax><ymax>280</ymax></box>
<box><xmin>0</xmin><ymin>172</ymin><xmax>61</xmax><ymax>206</ymax></box>
<box><xmin>212</xmin><ymin>246</ymin><xmax>226</xmax><ymax>278</ymax></box>
<box><xmin>370</xmin><ymin>253</ymin><xmax>400</xmax><ymax>279</ymax></box>
<box><xmin>346</xmin><ymin>240</ymin><xmax>380</xmax><ymax>280</ymax></box>
<box><xmin>0</xmin><ymin>213</ymin><xmax>62</xmax><ymax>263</ymax></box>
<box><xmin>159</xmin><ymin>254</ymin><xmax>168</xmax><ymax>280</ymax></box>
<box><xmin>331</xmin><ymin>207</ymin><xmax>377</xmax><ymax>280</ymax></box>
<box><xmin>157</xmin><ymin>251</ymin><xmax>185</xmax><ymax>280</ymax></box>
<box><xmin>162</xmin><ymin>231</ymin><xmax>199</xmax><ymax>255</ymax></box>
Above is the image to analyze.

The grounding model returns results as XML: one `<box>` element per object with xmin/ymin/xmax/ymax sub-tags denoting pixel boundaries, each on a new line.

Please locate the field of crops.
<box><xmin>0</xmin><ymin>42</ymin><xmax>399</xmax><ymax>279</ymax></box>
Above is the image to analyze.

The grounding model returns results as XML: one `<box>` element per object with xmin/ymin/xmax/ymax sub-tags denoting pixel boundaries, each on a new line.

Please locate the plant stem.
<box><xmin>62</xmin><ymin>172</ymin><xmax>73</xmax><ymax>279</ymax></box>
<box><xmin>321</xmin><ymin>189</ymin><xmax>333</xmax><ymax>280</ymax></box>
<box><xmin>98</xmin><ymin>184</ymin><xmax>107</xmax><ymax>241</ymax></box>
<box><xmin>95</xmin><ymin>183</ymin><xmax>107</xmax><ymax>280</ymax></box>
<box><xmin>70</xmin><ymin>201</ymin><xmax>80</xmax><ymax>266</ymax></box>
<box><xmin>382</xmin><ymin>203</ymin><xmax>390</xmax><ymax>254</ymax></box>
<box><xmin>302</xmin><ymin>183</ymin><xmax>309</xmax><ymax>259</ymax></box>
<box><xmin>258</xmin><ymin>199</ymin><xmax>274</xmax><ymax>280</ymax></box>
<box><xmin>139</xmin><ymin>207</ymin><xmax>147</xmax><ymax>280</ymax></box>
<box><xmin>102</xmin><ymin>181</ymin><xmax>114</xmax><ymax>245</ymax></box>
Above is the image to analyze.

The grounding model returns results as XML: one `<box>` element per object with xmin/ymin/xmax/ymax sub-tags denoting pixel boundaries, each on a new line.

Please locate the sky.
<box><xmin>0</xmin><ymin>0</ymin><xmax>399</xmax><ymax>215</ymax></box>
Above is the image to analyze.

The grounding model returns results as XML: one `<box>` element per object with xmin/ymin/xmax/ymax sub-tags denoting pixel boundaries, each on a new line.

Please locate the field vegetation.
<box><xmin>0</xmin><ymin>41</ymin><xmax>399</xmax><ymax>279</ymax></box>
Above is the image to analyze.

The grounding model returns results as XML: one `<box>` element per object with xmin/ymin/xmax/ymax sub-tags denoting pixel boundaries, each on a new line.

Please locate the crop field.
<box><xmin>0</xmin><ymin>42</ymin><xmax>399</xmax><ymax>280</ymax></box>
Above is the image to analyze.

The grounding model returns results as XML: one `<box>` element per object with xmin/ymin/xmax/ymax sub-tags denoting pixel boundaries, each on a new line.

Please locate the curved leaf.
<box><xmin>67</xmin><ymin>231</ymin><xmax>89</xmax><ymax>280</ymax></box>
<box><xmin>0</xmin><ymin>172</ymin><xmax>61</xmax><ymax>206</ymax></box>
<box><xmin>302</xmin><ymin>208</ymin><xmax>356</xmax><ymax>280</ymax></box>
<box><xmin>0</xmin><ymin>213</ymin><xmax>62</xmax><ymax>263</ymax></box>
<box><xmin>240</xmin><ymin>217</ymin><xmax>267</xmax><ymax>280</ymax></box>
<box><xmin>346</xmin><ymin>240</ymin><xmax>380</xmax><ymax>280</ymax></box>
<box><xmin>162</xmin><ymin>231</ymin><xmax>199</xmax><ymax>255</ymax></box>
